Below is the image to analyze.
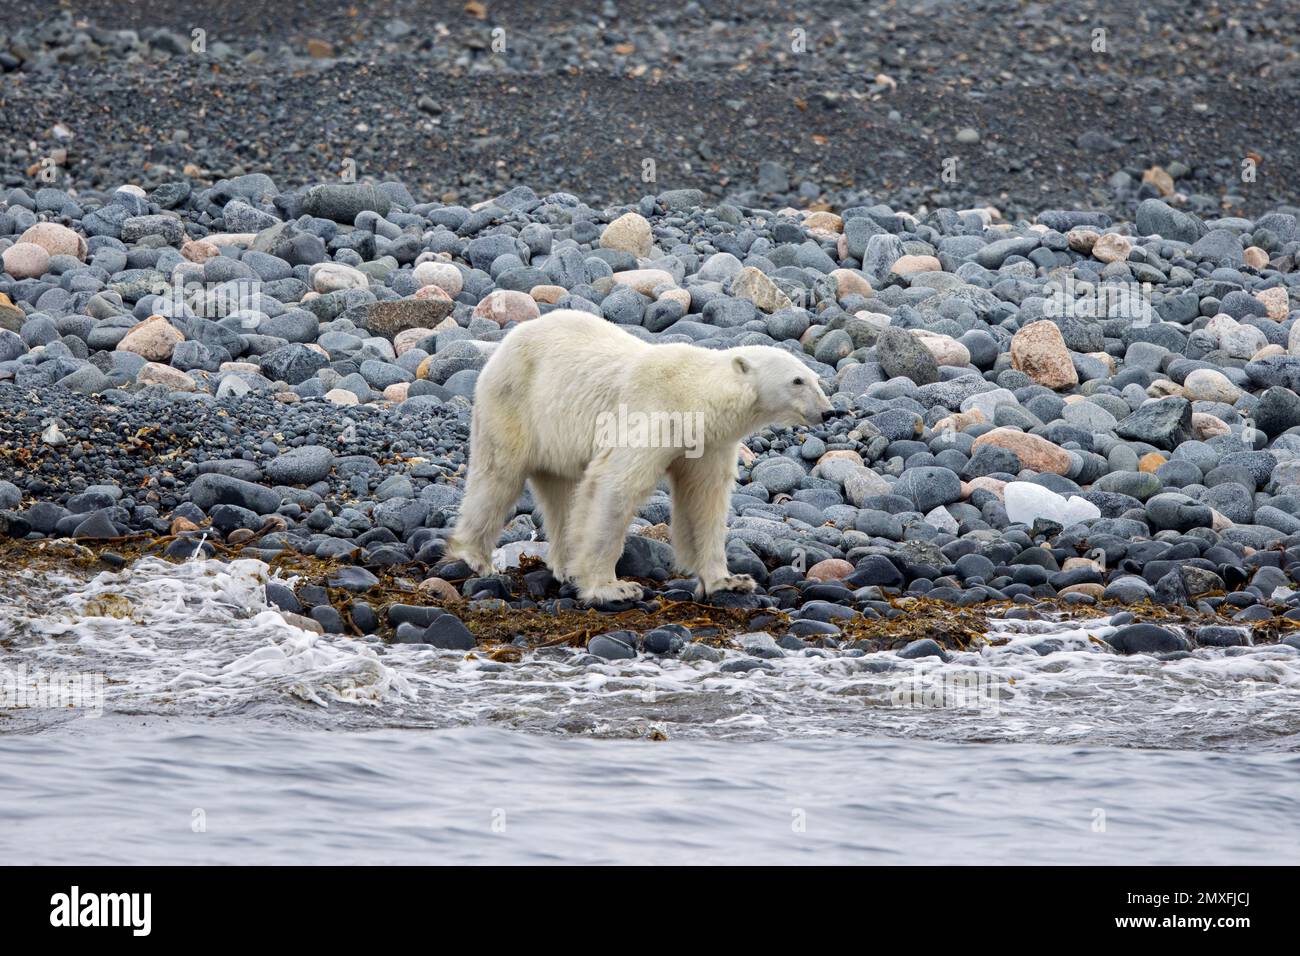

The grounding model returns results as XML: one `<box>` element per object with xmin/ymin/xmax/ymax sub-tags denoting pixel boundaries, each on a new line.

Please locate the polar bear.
<box><xmin>446</xmin><ymin>309</ymin><xmax>833</xmax><ymax>603</ymax></box>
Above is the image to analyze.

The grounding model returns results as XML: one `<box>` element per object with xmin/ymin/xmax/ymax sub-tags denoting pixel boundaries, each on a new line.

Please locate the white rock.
<box><xmin>41</xmin><ymin>421</ymin><xmax>67</xmax><ymax>446</ymax></box>
<box><xmin>310</xmin><ymin>262</ymin><xmax>369</xmax><ymax>293</ymax></box>
<box><xmin>325</xmin><ymin>388</ymin><xmax>359</xmax><ymax>406</ymax></box>
<box><xmin>960</xmin><ymin>388</ymin><xmax>1017</xmax><ymax>421</ymax></box>
<box><xmin>216</xmin><ymin>376</ymin><xmax>253</xmax><ymax>400</ymax></box>
<box><xmin>1063</xmin><ymin>496</ymin><xmax>1102</xmax><ymax>525</ymax></box>
<box><xmin>924</xmin><ymin>505</ymin><xmax>959</xmax><ymax>534</ymax></box>
<box><xmin>1004</xmin><ymin>482</ymin><xmax>1068</xmax><ymax>526</ymax></box>
<box><xmin>1005</xmin><ymin>481</ymin><xmax>1100</xmax><ymax>527</ymax></box>
<box><xmin>412</xmin><ymin>260</ymin><xmax>463</xmax><ymax>296</ymax></box>
<box><xmin>492</xmin><ymin>541</ymin><xmax>549</xmax><ymax>571</ymax></box>
<box><xmin>814</xmin><ymin>457</ymin><xmax>865</xmax><ymax>484</ymax></box>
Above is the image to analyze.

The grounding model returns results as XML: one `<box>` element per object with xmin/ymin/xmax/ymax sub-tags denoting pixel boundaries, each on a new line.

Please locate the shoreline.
<box><xmin>5</xmin><ymin>0</ymin><xmax>1300</xmax><ymax>665</ymax></box>
<box><xmin>1</xmin><ymin>536</ymin><xmax>1290</xmax><ymax>657</ymax></box>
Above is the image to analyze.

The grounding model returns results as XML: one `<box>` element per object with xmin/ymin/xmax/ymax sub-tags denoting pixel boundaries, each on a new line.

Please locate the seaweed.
<box><xmin>0</xmin><ymin>538</ymin><xmax>1286</xmax><ymax>653</ymax></box>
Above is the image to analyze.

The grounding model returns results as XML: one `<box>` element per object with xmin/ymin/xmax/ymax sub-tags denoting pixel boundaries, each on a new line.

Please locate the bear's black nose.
<box><xmin>821</xmin><ymin>409</ymin><xmax>836</xmax><ymax>421</ymax></box>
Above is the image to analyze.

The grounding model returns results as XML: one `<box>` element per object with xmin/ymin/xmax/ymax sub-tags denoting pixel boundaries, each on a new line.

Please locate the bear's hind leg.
<box><xmin>669</xmin><ymin>447</ymin><xmax>756</xmax><ymax>598</ymax></box>
<box><xmin>666</xmin><ymin>457</ymin><xmax>703</xmax><ymax>576</ymax></box>
<box><xmin>446</xmin><ymin>464</ymin><xmax>526</xmax><ymax>575</ymax></box>
<box><xmin>529</xmin><ymin>472</ymin><xmax>577</xmax><ymax>581</ymax></box>
<box><xmin>569</xmin><ymin>449</ymin><xmax>662</xmax><ymax>604</ymax></box>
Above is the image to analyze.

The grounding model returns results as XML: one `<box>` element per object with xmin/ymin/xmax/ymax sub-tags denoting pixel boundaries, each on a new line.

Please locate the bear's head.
<box><xmin>731</xmin><ymin>346</ymin><xmax>833</xmax><ymax>429</ymax></box>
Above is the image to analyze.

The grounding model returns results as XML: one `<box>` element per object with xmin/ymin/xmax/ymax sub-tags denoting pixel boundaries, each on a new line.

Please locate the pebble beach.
<box><xmin>5</xmin><ymin>171</ymin><xmax>1300</xmax><ymax>658</ymax></box>
<box><xmin>2</xmin><ymin>0</ymin><xmax>1300</xmax><ymax>866</ymax></box>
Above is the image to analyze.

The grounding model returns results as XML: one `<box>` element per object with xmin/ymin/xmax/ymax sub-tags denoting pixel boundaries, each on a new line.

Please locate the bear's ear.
<box><xmin>732</xmin><ymin>354</ymin><xmax>751</xmax><ymax>375</ymax></box>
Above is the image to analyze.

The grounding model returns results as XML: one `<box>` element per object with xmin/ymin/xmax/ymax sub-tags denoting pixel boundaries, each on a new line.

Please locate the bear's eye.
<box><xmin>793</xmin><ymin>377</ymin><xmax>805</xmax><ymax>386</ymax></box>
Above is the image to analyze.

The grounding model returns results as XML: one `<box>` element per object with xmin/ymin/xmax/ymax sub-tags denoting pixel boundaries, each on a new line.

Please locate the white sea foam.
<box><xmin>2</xmin><ymin>556</ymin><xmax>1299</xmax><ymax>748</ymax></box>
<box><xmin>4</xmin><ymin>558</ymin><xmax>414</xmax><ymax>716</ymax></box>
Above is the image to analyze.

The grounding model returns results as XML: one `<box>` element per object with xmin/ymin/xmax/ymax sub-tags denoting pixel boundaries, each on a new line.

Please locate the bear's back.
<box><xmin>510</xmin><ymin>308</ymin><xmax>641</xmax><ymax>348</ymax></box>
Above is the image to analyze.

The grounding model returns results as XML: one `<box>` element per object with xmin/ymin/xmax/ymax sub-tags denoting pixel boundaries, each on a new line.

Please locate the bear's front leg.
<box><xmin>668</xmin><ymin>448</ymin><xmax>755</xmax><ymax>599</ymax></box>
<box><xmin>699</xmin><ymin>573</ymin><xmax>758</xmax><ymax>598</ymax></box>
<box><xmin>569</xmin><ymin>448</ymin><xmax>662</xmax><ymax>604</ymax></box>
<box><xmin>580</xmin><ymin>579</ymin><xmax>646</xmax><ymax>604</ymax></box>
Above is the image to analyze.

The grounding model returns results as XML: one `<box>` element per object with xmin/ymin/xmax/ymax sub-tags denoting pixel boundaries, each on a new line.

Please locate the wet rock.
<box><xmin>897</xmin><ymin>638</ymin><xmax>952</xmax><ymax>662</ymax></box>
<box><xmin>1106</xmin><ymin>623</ymin><xmax>1190</xmax><ymax>655</ymax></box>
<box><xmin>423</xmin><ymin>614</ymin><xmax>476</xmax><ymax>650</ymax></box>
<box><xmin>588</xmin><ymin>632</ymin><xmax>637</xmax><ymax>660</ymax></box>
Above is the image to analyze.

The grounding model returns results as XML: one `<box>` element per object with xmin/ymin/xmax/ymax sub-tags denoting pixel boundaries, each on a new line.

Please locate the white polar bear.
<box><xmin>446</xmin><ymin>309</ymin><xmax>833</xmax><ymax>603</ymax></box>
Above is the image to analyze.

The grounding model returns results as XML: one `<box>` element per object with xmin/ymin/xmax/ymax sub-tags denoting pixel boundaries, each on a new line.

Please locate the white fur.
<box><xmin>446</xmin><ymin>309</ymin><xmax>832</xmax><ymax>602</ymax></box>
